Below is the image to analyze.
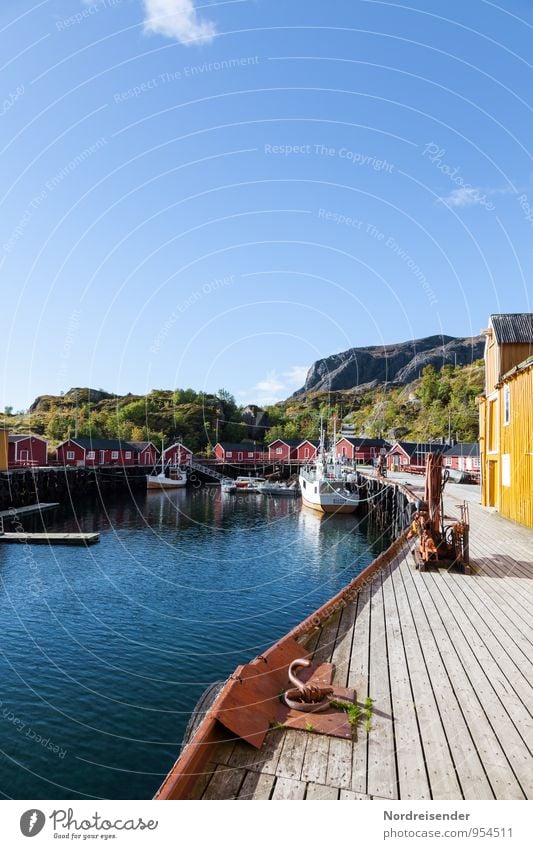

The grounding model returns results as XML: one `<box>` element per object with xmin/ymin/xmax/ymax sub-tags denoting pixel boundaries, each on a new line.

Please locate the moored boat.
<box><xmin>299</xmin><ymin>423</ymin><xmax>359</xmax><ymax>513</ymax></box>
<box><xmin>221</xmin><ymin>478</ymin><xmax>237</xmax><ymax>494</ymax></box>
<box><xmin>257</xmin><ymin>480</ymin><xmax>300</xmax><ymax>496</ymax></box>
<box><xmin>234</xmin><ymin>475</ymin><xmax>266</xmax><ymax>492</ymax></box>
<box><xmin>146</xmin><ymin>441</ymin><xmax>187</xmax><ymax>489</ymax></box>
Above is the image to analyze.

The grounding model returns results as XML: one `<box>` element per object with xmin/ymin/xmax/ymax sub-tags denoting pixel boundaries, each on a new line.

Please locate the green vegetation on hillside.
<box><xmin>262</xmin><ymin>361</ymin><xmax>484</xmax><ymax>445</ymax></box>
<box><xmin>2</xmin><ymin>360</ymin><xmax>484</xmax><ymax>454</ymax></box>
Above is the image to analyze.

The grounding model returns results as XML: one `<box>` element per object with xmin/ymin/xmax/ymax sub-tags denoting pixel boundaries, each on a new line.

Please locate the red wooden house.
<box><xmin>163</xmin><ymin>442</ymin><xmax>193</xmax><ymax>467</ymax></box>
<box><xmin>214</xmin><ymin>443</ymin><xmax>266</xmax><ymax>462</ymax></box>
<box><xmin>335</xmin><ymin>436</ymin><xmax>389</xmax><ymax>464</ymax></box>
<box><xmin>128</xmin><ymin>441</ymin><xmax>159</xmax><ymax>466</ymax></box>
<box><xmin>56</xmin><ymin>437</ymin><xmax>137</xmax><ymax>466</ymax></box>
<box><xmin>267</xmin><ymin>439</ymin><xmax>300</xmax><ymax>463</ymax></box>
<box><xmin>335</xmin><ymin>437</ymin><xmax>390</xmax><ymax>465</ymax></box>
<box><xmin>296</xmin><ymin>439</ymin><xmax>317</xmax><ymax>462</ymax></box>
<box><xmin>386</xmin><ymin>441</ymin><xmax>447</xmax><ymax>471</ymax></box>
<box><xmin>8</xmin><ymin>434</ymin><xmax>48</xmax><ymax>467</ymax></box>
<box><xmin>442</xmin><ymin>443</ymin><xmax>480</xmax><ymax>478</ymax></box>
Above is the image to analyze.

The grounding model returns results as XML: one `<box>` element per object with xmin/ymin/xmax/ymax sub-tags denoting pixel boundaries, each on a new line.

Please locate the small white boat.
<box><xmin>257</xmin><ymin>481</ymin><xmax>300</xmax><ymax>496</ymax></box>
<box><xmin>147</xmin><ymin>441</ymin><xmax>187</xmax><ymax>489</ymax></box>
<box><xmin>234</xmin><ymin>475</ymin><xmax>266</xmax><ymax>492</ymax></box>
<box><xmin>146</xmin><ymin>471</ymin><xmax>187</xmax><ymax>490</ymax></box>
<box><xmin>221</xmin><ymin>478</ymin><xmax>237</xmax><ymax>494</ymax></box>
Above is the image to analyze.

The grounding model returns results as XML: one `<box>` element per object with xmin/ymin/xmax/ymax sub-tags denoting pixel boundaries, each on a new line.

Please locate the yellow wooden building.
<box><xmin>479</xmin><ymin>314</ymin><xmax>533</xmax><ymax>527</ymax></box>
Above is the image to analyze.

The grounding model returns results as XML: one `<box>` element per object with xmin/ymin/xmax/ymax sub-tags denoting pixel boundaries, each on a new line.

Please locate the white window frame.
<box><xmin>248</xmin><ymin>452</ymin><xmax>254</xmax><ymax>458</ymax></box>
<box><xmin>86</xmin><ymin>451</ymin><xmax>95</xmax><ymax>460</ymax></box>
<box><xmin>276</xmin><ymin>447</ymin><xmax>283</xmax><ymax>455</ymax></box>
<box><xmin>111</xmin><ymin>451</ymin><xmax>119</xmax><ymax>460</ymax></box>
<box><xmin>125</xmin><ymin>451</ymin><xmax>131</xmax><ymax>459</ymax></box>
<box><xmin>66</xmin><ymin>450</ymin><xmax>75</xmax><ymax>460</ymax></box>
<box><xmin>503</xmin><ymin>384</ymin><xmax>511</xmax><ymax>426</ymax></box>
<box><xmin>226</xmin><ymin>451</ymin><xmax>232</xmax><ymax>458</ymax></box>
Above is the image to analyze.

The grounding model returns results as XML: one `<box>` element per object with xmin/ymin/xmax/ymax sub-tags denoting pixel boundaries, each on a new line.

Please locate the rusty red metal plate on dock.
<box><xmin>275</xmin><ymin>664</ymin><xmax>357</xmax><ymax>740</ymax></box>
<box><xmin>212</xmin><ymin>637</ymin><xmax>310</xmax><ymax>748</ymax></box>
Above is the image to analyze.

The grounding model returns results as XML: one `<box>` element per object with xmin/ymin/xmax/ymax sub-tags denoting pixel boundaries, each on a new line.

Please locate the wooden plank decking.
<box><xmin>185</xmin><ymin>486</ymin><xmax>533</xmax><ymax>800</ymax></box>
<box><xmin>0</xmin><ymin>532</ymin><xmax>100</xmax><ymax>545</ymax></box>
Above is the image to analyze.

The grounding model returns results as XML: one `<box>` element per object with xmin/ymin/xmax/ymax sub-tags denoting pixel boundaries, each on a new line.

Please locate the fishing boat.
<box><xmin>299</xmin><ymin>422</ymin><xmax>359</xmax><ymax>513</ymax></box>
<box><xmin>146</xmin><ymin>443</ymin><xmax>187</xmax><ymax>490</ymax></box>
<box><xmin>257</xmin><ymin>480</ymin><xmax>300</xmax><ymax>496</ymax></box>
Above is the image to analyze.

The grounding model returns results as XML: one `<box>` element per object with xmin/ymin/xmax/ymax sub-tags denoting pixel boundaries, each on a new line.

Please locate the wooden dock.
<box><xmin>0</xmin><ymin>532</ymin><xmax>99</xmax><ymax>545</ymax></box>
<box><xmin>161</xmin><ymin>483</ymin><xmax>533</xmax><ymax>800</ymax></box>
<box><xmin>0</xmin><ymin>502</ymin><xmax>60</xmax><ymax>519</ymax></box>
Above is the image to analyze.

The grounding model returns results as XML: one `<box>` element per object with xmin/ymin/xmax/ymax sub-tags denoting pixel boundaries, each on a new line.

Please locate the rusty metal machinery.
<box><xmin>283</xmin><ymin>658</ymin><xmax>333</xmax><ymax>712</ymax></box>
<box><xmin>408</xmin><ymin>453</ymin><xmax>471</xmax><ymax>574</ymax></box>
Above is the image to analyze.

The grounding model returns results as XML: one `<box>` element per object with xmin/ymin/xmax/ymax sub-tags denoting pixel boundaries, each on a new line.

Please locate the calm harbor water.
<box><xmin>0</xmin><ymin>488</ymin><xmax>390</xmax><ymax>799</ymax></box>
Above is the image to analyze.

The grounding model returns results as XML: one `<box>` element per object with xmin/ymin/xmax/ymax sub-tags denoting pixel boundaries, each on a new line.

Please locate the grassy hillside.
<box><xmin>2</xmin><ymin>361</ymin><xmax>484</xmax><ymax>454</ymax></box>
<box><xmin>262</xmin><ymin>361</ymin><xmax>484</xmax><ymax>445</ymax></box>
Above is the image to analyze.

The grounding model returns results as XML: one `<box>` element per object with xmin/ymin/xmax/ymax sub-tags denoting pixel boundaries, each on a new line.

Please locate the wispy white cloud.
<box><xmin>142</xmin><ymin>0</ymin><xmax>216</xmax><ymax>45</ymax></box>
<box><xmin>282</xmin><ymin>365</ymin><xmax>309</xmax><ymax>386</ymax></box>
<box><xmin>440</xmin><ymin>187</ymin><xmax>486</xmax><ymax>208</ymax></box>
<box><xmin>240</xmin><ymin>366</ymin><xmax>309</xmax><ymax>405</ymax></box>
<box><xmin>254</xmin><ymin>372</ymin><xmax>286</xmax><ymax>395</ymax></box>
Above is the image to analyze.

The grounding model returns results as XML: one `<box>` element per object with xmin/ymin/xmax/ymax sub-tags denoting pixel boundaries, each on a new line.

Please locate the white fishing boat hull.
<box><xmin>146</xmin><ymin>473</ymin><xmax>187</xmax><ymax>490</ymax></box>
<box><xmin>257</xmin><ymin>483</ymin><xmax>300</xmax><ymax>496</ymax></box>
<box><xmin>300</xmin><ymin>485</ymin><xmax>359</xmax><ymax>513</ymax></box>
<box><xmin>299</xmin><ymin>469</ymin><xmax>360</xmax><ymax>513</ymax></box>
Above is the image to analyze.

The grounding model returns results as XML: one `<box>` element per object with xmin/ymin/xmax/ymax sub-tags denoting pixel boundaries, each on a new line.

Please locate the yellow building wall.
<box><xmin>0</xmin><ymin>430</ymin><xmax>8</xmax><ymax>472</ymax></box>
<box><xmin>498</xmin><ymin>366</ymin><xmax>533</xmax><ymax>528</ymax></box>
<box><xmin>484</xmin><ymin>334</ymin><xmax>499</xmax><ymax>395</ymax></box>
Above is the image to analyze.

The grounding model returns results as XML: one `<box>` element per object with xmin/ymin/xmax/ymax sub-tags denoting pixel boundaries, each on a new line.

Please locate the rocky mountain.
<box><xmin>293</xmin><ymin>334</ymin><xmax>485</xmax><ymax>396</ymax></box>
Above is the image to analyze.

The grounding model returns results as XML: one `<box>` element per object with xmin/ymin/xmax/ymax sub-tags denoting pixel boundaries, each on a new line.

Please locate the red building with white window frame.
<box><xmin>335</xmin><ymin>437</ymin><xmax>390</xmax><ymax>465</ymax></box>
<box><xmin>296</xmin><ymin>439</ymin><xmax>317</xmax><ymax>462</ymax></box>
<box><xmin>267</xmin><ymin>439</ymin><xmax>300</xmax><ymax>463</ymax></box>
<box><xmin>8</xmin><ymin>434</ymin><xmax>48</xmax><ymax>467</ymax></box>
<box><xmin>386</xmin><ymin>441</ymin><xmax>447</xmax><ymax>471</ymax></box>
<box><xmin>163</xmin><ymin>442</ymin><xmax>193</xmax><ymax>467</ymax></box>
<box><xmin>127</xmin><ymin>441</ymin><xmax>159</xmax><ymax>466</ymax></box>
<box><xmin>56</xmin><ymin>437</ymin><xmax>137</xmax><ymax>466</ymax></box>
<box><xmin>214</xmin><ymin>443</ymin><xmax>266</xmax><ymax>463</ymax></box>
<box><xmin>442</xmin><ymin>443</ymin><xmax>480</xmax><ymax>480</ymax></box>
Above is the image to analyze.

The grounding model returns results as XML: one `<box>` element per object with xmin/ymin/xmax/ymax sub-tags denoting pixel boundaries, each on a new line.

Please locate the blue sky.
<box><xmin>1</xmin><ymin>0</ymin><xmax>532</xmax><ymax>410</ymax></box>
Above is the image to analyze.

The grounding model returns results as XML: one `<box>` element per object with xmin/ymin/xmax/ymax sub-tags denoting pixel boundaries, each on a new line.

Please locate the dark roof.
<box><xmin>337</xmin><ymin>437</ymin><xmax>390</xmax><ymax>448</ymax></box>
<box><xmin>216</xmin><ymin>442</ymin><xmax>265</xmax><ymax>451</ymax></box>
<box><xmin>443</xmin><ymin>442</ymin><xmax>480</xmax><ymax>458</ymax></box>
<box><xmin>63</xmin><ymin>436</ymin><xmax>128</xmax><ymax>450</ymax></box>
<box><xmin>268</xmin><ymin>439</ymin><xmax>301</xmax><ymax>448</ymax></box>
<box><xmin>388</xmin><ymin>441</ymin><xmax>447</xmax><ymax>458</ymax></box>
<box><xmin>8</xmin><ymin>433</ymin><xmax>47</xmax><ymax>443</ymax></box>
<box><xmin>127</xmin><ymin>441</ymin><xmax>158</xmax><ymax>452</ymax></box>
<box><xmin>491</xmin><ymin>314</ymin><xmax>533</xmax><ymax>344</ymax></box>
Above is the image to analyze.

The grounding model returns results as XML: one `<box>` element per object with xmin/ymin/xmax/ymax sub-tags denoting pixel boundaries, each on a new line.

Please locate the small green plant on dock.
<box><xmin>269</xmin><ymin>720</ymin><xmax>285</xmax><ymax>731</ymax></box>
<box><xmin>330</xmin><ymin>699</ymin><xmax>363</xmax><ymax>737</ymax></box>
<box><xmin>304</xmin><ymin>722</ymin><xmax>315</xmax><ymax>732</ymax></box>
<box><xmin>363</xmin><ymin>697</ymin><xmax>374</xmax><ymax>733</ymax></box>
